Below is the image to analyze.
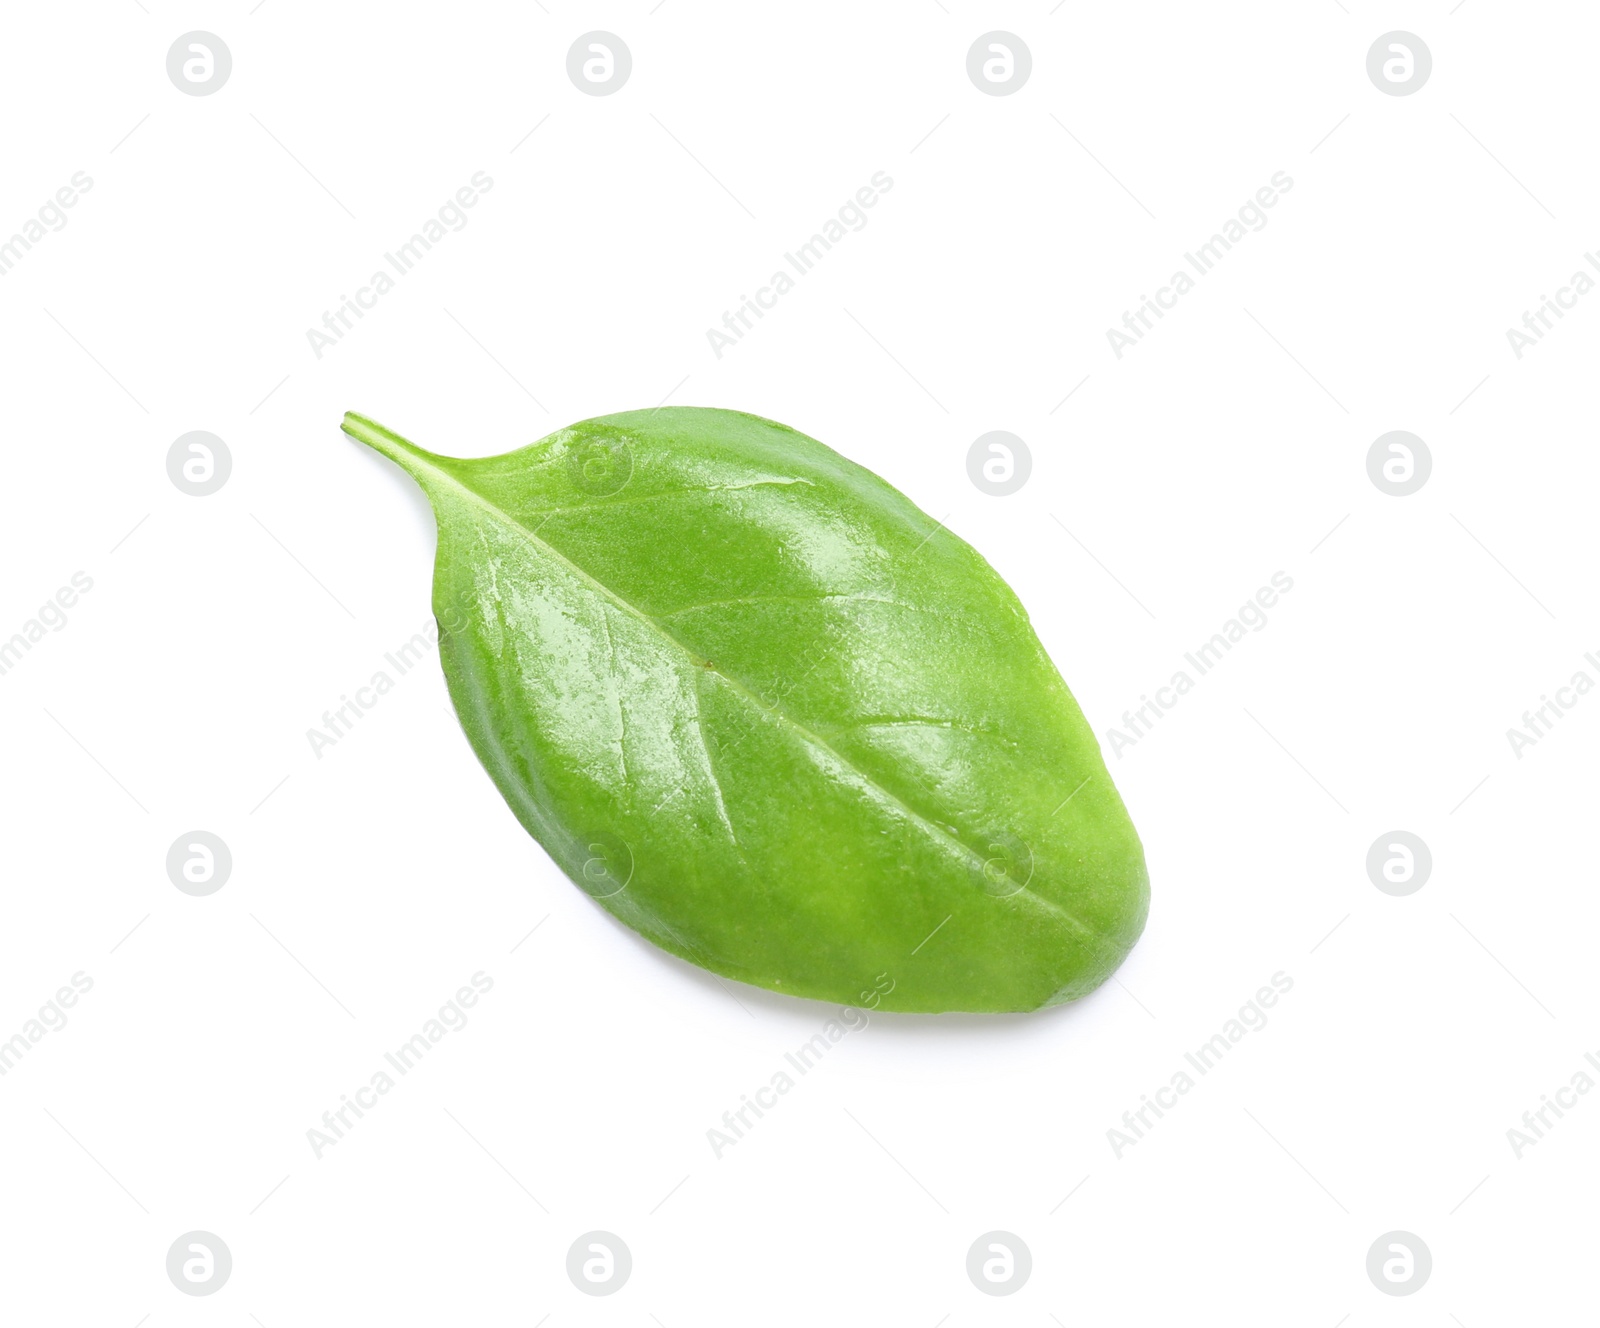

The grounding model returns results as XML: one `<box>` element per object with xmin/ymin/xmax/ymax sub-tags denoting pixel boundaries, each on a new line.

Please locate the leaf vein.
<box><xmin>658</xmin><ymin>592</ymin><xmax>922</xmax><ymax>619</ymax></box>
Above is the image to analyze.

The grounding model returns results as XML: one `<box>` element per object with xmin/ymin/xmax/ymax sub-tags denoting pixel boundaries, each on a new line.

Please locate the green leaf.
<box><xmin>343</xmin><ymin>407</ymin><xmax>1147</xmax><ymax>1013</ymax></box>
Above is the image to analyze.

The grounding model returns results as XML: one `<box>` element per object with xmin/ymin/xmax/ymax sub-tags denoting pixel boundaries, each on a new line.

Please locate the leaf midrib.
<box><xmin>371</xmin><ymin>429</ymin><xmax>1102</xmax><ymax>944</ymax></box>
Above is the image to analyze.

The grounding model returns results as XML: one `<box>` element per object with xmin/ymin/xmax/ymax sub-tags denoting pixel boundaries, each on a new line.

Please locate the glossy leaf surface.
<box><xmin>345</xmin><ymin>407</ymin><xmax>1148</xmax><ymax>1012</ymax></box>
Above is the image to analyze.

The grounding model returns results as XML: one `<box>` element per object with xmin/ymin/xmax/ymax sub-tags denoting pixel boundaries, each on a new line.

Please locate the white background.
<box><xmin>1</xmin><ymin>2</ymin><xmax>1595</xmax><ymax>1323</ymax></box>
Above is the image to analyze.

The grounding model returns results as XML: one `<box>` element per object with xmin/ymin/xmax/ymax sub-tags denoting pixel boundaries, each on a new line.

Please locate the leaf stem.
<box><xmin>341</xmin><ymin>412</ymin><xmax>447</xmax><ymax>483</ymax></box>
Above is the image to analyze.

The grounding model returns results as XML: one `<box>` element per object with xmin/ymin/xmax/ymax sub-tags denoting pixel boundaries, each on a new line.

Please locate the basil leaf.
<box><xmin>344</xmin><ymin>408</ymin><xmax>1147</xmax><ymax>1012</ymax></box>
